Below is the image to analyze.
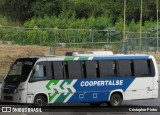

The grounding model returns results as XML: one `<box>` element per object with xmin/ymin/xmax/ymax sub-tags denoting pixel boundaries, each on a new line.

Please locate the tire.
<box><xmin>107</xmin><ymin>94</ymin><xmax>122</xmax><ymax>107</ymax></box>
<box><xmin>34</xmin><ymin>95</ymin><xmax>47</xmax><ymax>107</ymax></box>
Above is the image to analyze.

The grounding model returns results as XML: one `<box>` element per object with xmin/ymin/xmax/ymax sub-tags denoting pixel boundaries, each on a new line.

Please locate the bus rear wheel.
<box><xmin>107</xmin><ymin>94</ymin><xmax>122</xmax><ymax>107</ymax></box>
<box><xmin>34</xmin><ymin>95</ymin><xmax>46</xmax><ymax>107</ymax></box>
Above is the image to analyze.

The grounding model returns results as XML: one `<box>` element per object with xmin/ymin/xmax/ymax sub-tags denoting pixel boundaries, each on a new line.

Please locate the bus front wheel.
<box><xmin>34</xmin><ymin>95</ymin><xmax>47</xmax><ymax>107</ymax></box>
<box><xmin>107</xmin><ymin>94</ymin><xmax>122</xmax><ymax>107</ymax></box>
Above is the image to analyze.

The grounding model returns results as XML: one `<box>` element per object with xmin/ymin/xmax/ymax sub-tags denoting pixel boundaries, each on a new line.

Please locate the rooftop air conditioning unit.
<box><xmin>65</xmin><ymin>51</ymin><xmax>113</xmax><ymax>56</ymax></box>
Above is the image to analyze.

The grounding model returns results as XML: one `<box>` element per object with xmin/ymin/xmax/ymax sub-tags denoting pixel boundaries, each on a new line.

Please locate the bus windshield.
<box><xmin>5</xmin><ymin>58</ymin><xmax>38</xmax><ymax>83</ymax></box>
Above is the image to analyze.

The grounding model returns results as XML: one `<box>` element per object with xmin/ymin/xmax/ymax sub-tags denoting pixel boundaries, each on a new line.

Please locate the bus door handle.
<box><xmin>132</xmin><ymin>90</ymin><xmax>137</xmax><ymax>92</ymax></box>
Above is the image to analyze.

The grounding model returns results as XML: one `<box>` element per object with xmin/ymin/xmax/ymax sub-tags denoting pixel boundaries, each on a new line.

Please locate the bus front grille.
<box><xmin>3</xmin><ymin>89</ymin><xmax>15</xmax><ymax>94</ymax></box>
<box><xmin>4</xmin><ymin>96</ymin><xmax>13</xmax><ymax>101</ymax></box>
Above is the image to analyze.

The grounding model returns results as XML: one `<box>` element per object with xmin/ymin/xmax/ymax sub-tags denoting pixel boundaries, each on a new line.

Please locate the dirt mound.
<box><xmin>0</xmin><ymin>45</ymin><xmax>50</xmax><ymax>80</ymax></box>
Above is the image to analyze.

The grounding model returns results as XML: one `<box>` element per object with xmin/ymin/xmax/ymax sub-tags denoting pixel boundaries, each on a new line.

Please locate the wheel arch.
<box><xmin>108</xmin><ymin>89</ymin><xmax>124</xmax><ymax>101</ymax></box>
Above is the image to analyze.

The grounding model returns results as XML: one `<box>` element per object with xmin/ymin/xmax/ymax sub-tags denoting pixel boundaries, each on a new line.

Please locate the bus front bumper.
<box><xmin>1</xmin><ymin>88</ymin><xmax>27</xmax><ymax>103</ymax></box>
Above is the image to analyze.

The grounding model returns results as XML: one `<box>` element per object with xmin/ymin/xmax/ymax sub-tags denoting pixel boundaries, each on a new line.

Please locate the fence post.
<box><xmin>90</xmin><ymin>29</ymin><xmax>93</xmax><ymax>49</ymax></box>
<box><xmin>73</xmin><ymin>29</ymin><xmax>76</xmax><ymax>47</ymax></box>
<box><xmin>123</xmin><ymin>39</ymin><xmax>128</xmax><ymax>54</ymax></box>
<box><xmin>40</xmin><ymin>28</ymin><xmax>42</xmax><ymax>46</ymax></box>
<box><xmin>50</xmin><ymin>44</ymin><xmax>56</xmax><ymax>55</ymax></box>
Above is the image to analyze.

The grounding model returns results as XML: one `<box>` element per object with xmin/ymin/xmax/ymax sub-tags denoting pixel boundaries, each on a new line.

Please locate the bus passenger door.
<box><xmin>27</xmin><ymin>61</ymin><xmax>51</xmax><ymax>103</ymax></box>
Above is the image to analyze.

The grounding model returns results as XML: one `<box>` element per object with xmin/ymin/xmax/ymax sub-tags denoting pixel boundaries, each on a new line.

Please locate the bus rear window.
<box><xmin>133</xmin><ymin>60</ymin><xmax>149</xmax><ymax>77</ymax></box>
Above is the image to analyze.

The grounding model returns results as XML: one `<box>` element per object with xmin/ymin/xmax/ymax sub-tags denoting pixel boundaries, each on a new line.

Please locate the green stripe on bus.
<box><xmin>48</xmin><ymin>92</ymin><xmax>57</xmax><ymax>102</ymax></box>
<box><xmin>46</xmin><ymin>80</ymin><xmax>59</xmax><ymax>90</ymax></box>
<box><xmin>54</xmin><ymin>80</ymin><xmax>73</xmax><ymax>103</ymax></box>
<box><xmin>55</xmin><ymin>93</ymin><xmax>70</xmax><ymax>103</ymax></box>
<box><xmin>59</xmin><ymin>80</ymin><xmax>73</xmax><ymax>90</ymax></box>
<box><xmin>46</xmin><ymin>80</ymin><xmax>59</xmax><ymax>102</ymax></box>
<box><xmin>46</xmin><ymin>80</ymin><xmax>76</xmax><ymax>103</ymax></box>
<box><xmin>64</xmin><ymin>56</ymin><xmax>75</xmax><ymax>61</ymax></box>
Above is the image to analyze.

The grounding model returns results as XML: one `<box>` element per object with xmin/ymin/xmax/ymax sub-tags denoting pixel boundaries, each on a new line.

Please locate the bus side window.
<box><xmin>67</xmin><ymin>61</ymin><xmax>82</xmax><ymax>79</ymax></box>
<box><xmin>52</xmin><ymin>61</ymin><xmax>64</xmax><ymax>80</ymax></box>
<box><xmin>148</xmin><ymin>59</ymin><xmax>155</xmax><ymax>77</ymax></box>
<box><xmin>31</xmin><ymin>62</ymin><xmax>47</xmax><ymax>81</ymax></box>
<box><xmin>85</xmin><ymin>61</ymin><xmax>97</xmax><ymax>78</ymax></box>
<box><xmin>99</xmin><ymin>60</ymin><xmax>117</xmax><ymax>78</ymax></box>
<box><xmin>118</xmin><ymin>60</ymin><xmax>132</xmax><ymax>77</ymax></box>
<box><xmin>134</xmin><ymin>60</ymin><xmax>149</xmax><ymax>77</ymax></box>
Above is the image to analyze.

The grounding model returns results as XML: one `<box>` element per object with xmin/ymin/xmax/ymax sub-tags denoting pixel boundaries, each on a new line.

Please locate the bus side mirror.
<box><xmin>35</xmin><ymin>65</ymin><xmax>39</xmax><ymax>72</ymax></box>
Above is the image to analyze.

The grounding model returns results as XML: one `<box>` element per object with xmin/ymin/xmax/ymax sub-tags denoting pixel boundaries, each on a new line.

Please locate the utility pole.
<box><xmin>123</xmin><ymin>0</ymin><xmax>126</xmax><ymax>41</ymax></box>
<box><xmin>139</xmin><ymin>0</ymin><xmax>142</xmax><ymax>53</ymax></box>
<box><xmin>123</xmin><ymin>0</ymin><xmax>126</xmax><ymax>54</ymax></box>
<box><xmin>157</xmin><ymin>0</ymin><xmax>159</xmax><ymax>52</ymax></box>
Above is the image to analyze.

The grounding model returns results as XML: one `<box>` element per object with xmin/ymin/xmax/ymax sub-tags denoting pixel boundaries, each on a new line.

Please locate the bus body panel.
<box><xmin>124</xmin><ymin>77</ymin><xmax>153</xmax><ymax>100</ymax></box>
<box><xmin>27</xmin><ymin>81</ymin><xmax>49</xmax><ymax>104</ymax></box>
<box><xmin>27</xmin><ymin>77</ymin><xmax>135</xmax><ymax>103</ymax></box>
<box><xmin>152</xmin><ymin>56</ymin><xmax>159</xmax><ymax>98</ymax></box>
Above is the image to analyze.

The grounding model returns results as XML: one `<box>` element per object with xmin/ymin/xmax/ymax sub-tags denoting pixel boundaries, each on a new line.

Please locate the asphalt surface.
<box><xmin>0</xmin><ymin>65</ymin><xmax>160</xmax><ymax>115</ymax></box>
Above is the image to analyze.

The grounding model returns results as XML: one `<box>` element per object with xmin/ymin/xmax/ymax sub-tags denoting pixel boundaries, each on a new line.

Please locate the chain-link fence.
<box><xmin>126</xmin><ymin>31</ymin><xmax>159</xmax><ymax>54</ymax></box>
<box><xmin>50</xmin><ymin>38</ymin><xmax>159</xmax><ymax>56</ymax></box>
<box><xmin>0</xmin><ymin>26</ymin><xmax>119</xmax><ymax>46</ymax></box>
<box><xmin>50</xmin><ymin>42</ymin><xmax>125</xmax><ymax>55</ymax></box>
<box><xmin>1</xmin><ymin>26</ymin><xmax>159</xmax><ymax>53</ymax></box>
<box><xmin>127</xmin><ymin>38</ymin><xmax>157</xmax><ymax>53</ymax></box>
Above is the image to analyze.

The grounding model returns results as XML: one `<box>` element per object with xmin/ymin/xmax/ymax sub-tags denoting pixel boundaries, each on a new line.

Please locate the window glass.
<box><xmin>134</xmin><ymin>60</ymin><xmax>149</xmax><ymax>77</ymax></box>
<box><xmin>5</xmin><ymin>58</ymin><xmax>36</xmax><ymax>83</ymax></box>
<box><xmin>31</xmin><ymin>62</ymin><xmax>47</xmax><ymax>81</ymax></box>
<box><xmin>99</xmin><ymin>60</ymin><xmax>117</xmax><ymax>77</ymax></box>
<box><xmin>67</xmin><ymin>61</ymin><xmax>82</xmax><ymax>79</ymax></box>
<box><xmin>85</xmin><ymin>61</ymin><xmax>97</xmax><ymax>78</ymax></box>
<box><xmin>52</xmin><ymin>62</ymin><xmax>64</xmax><ymax>79</ymax></box>
<box><xmin>33</xmin><ymin>65</ymin><xmax>46</xmax><ymax>77</ymax></box>
<box><xmin>148</xmin><ymin>59</ymin><xmax>155</xmax><ymax>76</ymax></box>
<box><xmin>9</xmin><ymin>62</ymin><xmax>22</xmax><ymax>75</ymax></box>
<box><xmin>118</xmin><ymin>60</ymin><xmax>132</xmax><ymax>77</ymax></box>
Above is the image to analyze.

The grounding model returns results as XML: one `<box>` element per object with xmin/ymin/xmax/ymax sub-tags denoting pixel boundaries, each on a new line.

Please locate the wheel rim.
<box><xmin>35</xmin><ymin>97</ymin><xmax>44</xmax><ymax>107</ymax></box>
<box><xmin>113</xmin><ymin>97</ymin><xmax>119</xmax><ymax>106</ymax></box>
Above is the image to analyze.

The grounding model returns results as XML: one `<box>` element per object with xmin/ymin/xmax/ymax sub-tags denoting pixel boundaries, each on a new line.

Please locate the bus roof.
<box><xmin>22</xmin><ymin>54</ymin><xmax>153</xmax><ymax>62</ymax></box>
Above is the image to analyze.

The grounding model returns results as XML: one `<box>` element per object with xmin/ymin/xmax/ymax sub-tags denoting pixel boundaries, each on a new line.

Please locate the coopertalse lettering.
<box><xmin>80</xmin><ymin>80</ymin><xmax>123</xmax><ymax>86</ymax></box>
